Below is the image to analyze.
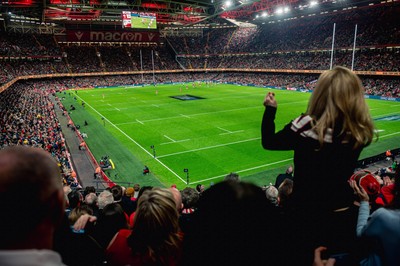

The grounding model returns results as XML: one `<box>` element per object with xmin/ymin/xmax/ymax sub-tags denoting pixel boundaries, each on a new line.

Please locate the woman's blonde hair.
<box><xmin>306</xmin><ymin>66</ymin><xmax>375</xmax><ymax>149</ymax></box>
<box><xmin>128</xmin><ymin>187</ymin><xmax>181</xmax><ymax>262</ymax></box>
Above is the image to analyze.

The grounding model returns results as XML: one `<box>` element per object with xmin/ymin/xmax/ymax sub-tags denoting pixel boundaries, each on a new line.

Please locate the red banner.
<box><xmin>66</xmin><ymin>30</ymin><xmax>159</xmax><ymax>43</ymax></box>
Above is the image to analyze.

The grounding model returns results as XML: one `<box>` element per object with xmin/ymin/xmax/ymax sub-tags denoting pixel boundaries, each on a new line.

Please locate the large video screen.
<box><xmin>122</xmin><ymin>11</ymin><xmax>157</xmax><ymax>29</ymax></box>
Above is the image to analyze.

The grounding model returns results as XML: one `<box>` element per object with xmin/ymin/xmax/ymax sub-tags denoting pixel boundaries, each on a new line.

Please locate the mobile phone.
<box><xmin>330</xmin><ymin>253</ymin><xmax>351</xmax><ymax>266</ymax></box>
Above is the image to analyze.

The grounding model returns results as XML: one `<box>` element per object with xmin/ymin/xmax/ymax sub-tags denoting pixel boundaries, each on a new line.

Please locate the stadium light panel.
<box><xmin>262</xmin><ymin>12</ymin><xmax>267</xmax><ymax>17</ymax></box>
<box><xmin>310</xmin><ymin>1</ymin><xmax>318</xmax><ymax>6</ymax></box>
<box><xmin>225</xmin><ymin>0</ymin><xmax>232</xmax><ymax>7</ymax></box>
<box><xmin>276</xmin><ymin>7</ymin><xmax>283</xmax><ymax>14</ymax></box>
<box><xmin>284</xmin><ymin>7</ymin><xmax>290</xmax><ymax>13</ymax></box>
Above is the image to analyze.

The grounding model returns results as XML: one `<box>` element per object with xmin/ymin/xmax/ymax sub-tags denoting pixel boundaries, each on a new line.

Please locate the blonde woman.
<box><xmin>106</xmin><ymin>188</ymin><xmax>182</xmax><ymax>266</ymax></box>
<box><xmin>261</xmin><ymin>66</ymin><xmax>375</xmax><ymax>264</ymax></box>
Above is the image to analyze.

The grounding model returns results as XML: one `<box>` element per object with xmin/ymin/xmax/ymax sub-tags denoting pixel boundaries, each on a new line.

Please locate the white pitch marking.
<box><xmin>163</xmin><ymin>135</ymin><xmax>176</xmax><ymax>142</ymax></box>
<box><xmin>160</xmin><ymin>139</ymin><xmax>190</xmax><ymax>145</ymax></box>
<box><xmin>136</xmin><ymin>119</ymin><xmax>144</xmax><ymax>125</ymax></box>
<box><xmin>115</xmin><ymin>107</ymin><xmax>120</xmax><ymax>111</ymax></box>
<box><xmin>219</xmin><ymin>130</ymin><xmax>244</xmax><ymax>135</ymax></box>
<box><xmin>217</xmin><ymin>127</ymin><xmax>232</xmax><ymax>133</ymax></box>
<box><xmin>71</xmin><ymin>93</ymin><xmax>186</xmax><ymax>184</ymax></box>
<box><xmin>141</xmin><ymin>100</ymin><xmax>147</xmax><ymax>103</ymax></box>
<box><xmin>180</xmin><ymin>114</ymin><xmax>190</xmax><ymax>118</ymax></box>
<box><xmin>100</xmin><ymin>100</ymin><xmax>105</xmax><ymax>102</ymax></box>
<box><xmin>157</xmin><ymin>137</ymin><xmax>260</xmax><ymax>159</ymax></box>
<box><xmin>107</xmin><ymin>103</ymin><xmax>112</xmax><ymax>106</ymax></box>
<box><xmin>152</xmin><ymin>104</ymin><xmax>160</xmax><ymax>108</ymax></box>
<box><xmin>380</xmin><ymin>132</ymin><xmax>400</xmax><ymax>139</ymax></box>
<box><xmin>373</xmin><ymin>112</ymin><xmax>400</xmax><ymax>118</ymax></box>
<box><xmin>190</xmin><ymin>158</ymin><xmax>293</xmax><ymax>185</ymax></box>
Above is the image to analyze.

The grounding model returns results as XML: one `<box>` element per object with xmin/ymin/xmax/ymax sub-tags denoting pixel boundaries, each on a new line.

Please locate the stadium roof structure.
<box><xmin>0</xmin><ymin>0</ymin><xmax>397</xmax><ymax>29</ymax></box>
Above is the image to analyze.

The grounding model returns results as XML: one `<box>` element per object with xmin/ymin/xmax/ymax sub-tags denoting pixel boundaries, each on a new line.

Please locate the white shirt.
<box><xmin>0</xmin><ymin>249</ymin><xmax>66</xmax><ymax>266</ymax></box>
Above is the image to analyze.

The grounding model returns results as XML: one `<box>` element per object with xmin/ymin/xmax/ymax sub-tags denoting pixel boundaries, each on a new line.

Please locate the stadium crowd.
<box><xmin>1</xmin><ymin>48</ymin><xmax>399</xmax><ymax>87</ymax></box>
<box><xmin>0</xmin><ymin>81</ymin><xmax>78</xmax><ymax>186</ymax></box>
<box><xmin>169</xmin><ymin>6</ymin><xmax>400</xmax><ymax>55</ymax></box>
<box><xmin>3</xmin><ymin>72</ymin><xmax>398</xmax><ymax>97</ymax></box>
<box><xmin>177</xmin><ymin>49</ymin><xmax>400</xmax><ymax>72</ymax></box>
<box><xmin>0</xmin><ymin>33</ymin><xmax>60</xmax><ymax>57</ymax></box>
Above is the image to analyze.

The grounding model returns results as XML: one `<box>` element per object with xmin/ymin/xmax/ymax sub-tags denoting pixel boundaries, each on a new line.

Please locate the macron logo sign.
<box><xmin>68</xmin><ymin>30</ymin><xmax>159</xmax><ymax>43</ymax></box>
<box><xmin>75</xmin><ymin>31</ymin><xmax>84</xmax><ymax>41</ymax></box>
<box><xmin>91</xmin><ymin>32</ymin><xmax>143</xmax><ymax>42</ymax></box>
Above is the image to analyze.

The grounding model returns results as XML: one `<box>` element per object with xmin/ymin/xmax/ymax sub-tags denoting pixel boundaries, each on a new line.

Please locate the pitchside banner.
<box><xmin>67</xmin><ymin>30</ymin><xmax>160</xmax><ymax>43</ymax></box>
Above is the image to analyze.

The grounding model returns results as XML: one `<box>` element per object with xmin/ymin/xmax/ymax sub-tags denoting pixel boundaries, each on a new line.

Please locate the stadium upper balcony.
<box><xmin>168</xmin><ymin>5</ymin><xmax>400</xmax><ymax>55</ymax></box>
<box><xmin>0</xmin><ymin>33</ymin><xmax>61</xmax><ymax>57</ymax></box>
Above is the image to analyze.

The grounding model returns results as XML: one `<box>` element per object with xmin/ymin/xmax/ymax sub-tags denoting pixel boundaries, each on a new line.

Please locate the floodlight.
<box><xmin>310</xmin><ymin>1</ymin><xmax>318</xmax><ymax>7</ymax></box>
<box><xmin>276</xmin><ymin>7</ymin><xmax>283</xmax><ymax>14</ymax></box>
<box><xmin>284</xmin><ymin>7</ymin><xmax>290</xmax><ymax>13</ymax></box>
<box><xmin>256</xmin><ymin>14</ymin><xmax>259</xmax><ymax>18</ymax></box>
<box><xmin>262</xmin><ymin>12</ymin><xmax>267</xmax><ymax>17</ymax></box>
<box><xmin>225</xmin><ymin>0</ymin><xmax>232</xmax><ymax>7</ymax></box>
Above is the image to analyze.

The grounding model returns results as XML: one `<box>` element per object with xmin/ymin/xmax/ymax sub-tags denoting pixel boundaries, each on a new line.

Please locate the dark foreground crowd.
<box><xmin>0</xmin><ymin>145</ymin><xmax>399</xmax><ymax>266</ymax></box>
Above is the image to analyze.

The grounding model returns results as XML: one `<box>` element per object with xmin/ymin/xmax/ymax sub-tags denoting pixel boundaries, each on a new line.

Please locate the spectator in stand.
<box><xmin>264</xmin><ymin>185</ymin><xmax>279</xmax><ymax>207</ymax></box>
<box><xmin>91</xmin><ymin>203</ymin><xmax>129</xmax><ymax>249</ymax></box>
<box><xmin>84</xmin><ymin>192</ymin><xmax>99</xmax><ymax>218</ymax></box>
<box><xmin>182</xmin><ymin>181</ymin><xmax>282</xmax><ymax>266</ymax></box>
<box><xmin>275</xmin><ymin>165</ymin><xmax>294</xmax><ymax>188</ymax></box>
<box><xmin>68</xmin><ymin>205</ymin><xmax>93</xmax><ymax>226</ymax></box>
<box><xmin>261</xmin><ymin>66</ymin><xmax>375</xmax><ymax>264</ymax></box>
<box><xmin>351</xmin><ymin>166</ymin><xmax>400</xmax><ymax>265</ymax></box>
<box><xmin>65</xmin><ymin>190</ymin><xmax>83</xmax><ymax>217</ymax></box>
<box><xmin>128</xmin><ymin>186</ymin><xmax>154</xmax><ymax>228</ymax></box>
<box><xmin>97</xmin><ymin>190</ymin><xmax>114</xmax><ymax>212</ymax></box>
<box><xmin>83</xmin><ymin>186</ymin><xmax>96</xmax><ymax>198</ymax></box>
<box><xmin>133</xmin><ymin>183</ymin><xmax>140</xmax><ymax>200</ymax></box>
<box><xmin>106</xmin><ymin>188</ymin><xmax>183</xmax><ymax>266</ymax></box>
<box><xmin>195</xmin><ymin>184</ymin><xmax>205</xmax><ymax>195</ymax></box>
<box><xmin>179</xmin><ymin>187</ymin><xmax>200</xmax><ymax>233</ymax></box>
<box><xmin>111</xmin><ymin>184</ymin><xmax>124</xmax><ymax>203</ymax></box>
<box><xmin>278</xmin><ymin>178</ymin><xmax>294</xmax><ymax>208</ymax></box>
<box><xmin>125</xmin><ymin>187</ymin><xmax>134</xmax><ymax>199</ymax></box>
<box><xmin>224</xmin><ymin>172</ymin><xmax>240</xmax><ymax>182</ymax></box>
<box><xmin>0</xmin><ymin>146</ymin><xmax>66</xmax><ymax>265</ymax></box>
<box><xmin>111</xmin><ymin>185</ymin><xmax>135</xmax><ymax>215</ymax></box>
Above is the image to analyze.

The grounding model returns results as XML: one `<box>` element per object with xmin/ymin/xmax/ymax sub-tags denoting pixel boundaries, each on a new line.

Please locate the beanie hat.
<box><xmin>125</xmin><ymin>187</ymin><xmax>134</xmax><ymax>197</ymax></box>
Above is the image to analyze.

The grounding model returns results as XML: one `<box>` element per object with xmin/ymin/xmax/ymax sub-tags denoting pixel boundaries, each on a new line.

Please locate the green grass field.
<box><xmin>60</xmin><ymin>83</ymin><xmax>400</xmax><ymax>189</ymax></box>
<box><xmin>131</xmin><ymin>16</ymin><xmax>157</xmax><ymax>29</ymax></box>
